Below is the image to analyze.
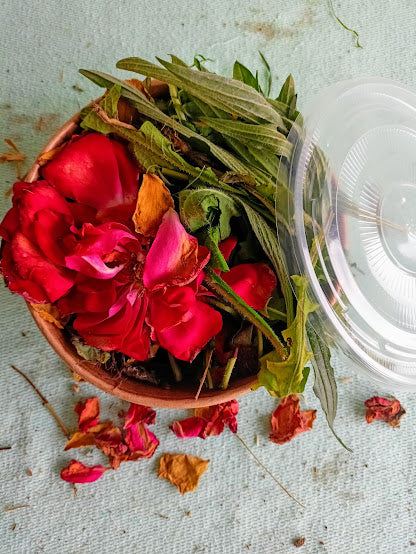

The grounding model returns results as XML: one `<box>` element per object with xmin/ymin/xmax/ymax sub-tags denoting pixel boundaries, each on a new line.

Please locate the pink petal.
<box><xmin>60</xmin><ymin>459</ymin><xmax>107</xmax><ymax>483</ymax></box>
<box><xmin>150</xmin><ymin>290</ymin><xmax>223</xmax><ymax>362</ymax></box>
<box><xmin>65</xmin><ymin>222</ymin><xmax>139</xmax><ymax>280</ymax></box>
<box><xmin>124</xmin><ymin>423</ymin><xmax>159</xmax><ymax>458</ymax></box>
<box><xmin>195</xmin><ymin>400</ymin><xmax>239</xmax><ymax>436</ymax></box>
<box><xmin>42</xmin><ymin>133</ymin><xmax>139</xmax><ymax>211</ymax></box>
<box><xmin>169</xmin><ymin>417</ymin><xmax>207</xmax><ymax>439</ymax></box>
<box><xmin>74</xmin><ymin>397</ymin><xmax>100</xmax><ymax>432</ymax></box>
<box><xmin>124</xmin><ymin>404</ymin><xmax>156</xmax><ymax>428</ymax></box>
<box><xmin>143</xmin><ymin>209</ymin><xmax>210</xmax><ymax>290</ymax></box>
<box><xmin>221</xmin><ymin>263</ymin><xmax>277</xmax><ymax>310</ymax></box>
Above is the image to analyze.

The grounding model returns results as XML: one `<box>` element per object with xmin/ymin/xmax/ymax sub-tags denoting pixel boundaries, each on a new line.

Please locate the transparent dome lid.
<box><xmin>278</xmin><ymin>77</ymin><xmax>416</xmax><ymax>389</ymax></box>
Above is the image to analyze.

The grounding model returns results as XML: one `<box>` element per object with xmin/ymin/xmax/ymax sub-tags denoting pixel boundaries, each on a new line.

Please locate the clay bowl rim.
<box><xmin>24</xmin><ymin>112</ymin><xmax>257</xmax><ymax>408</ymax></box>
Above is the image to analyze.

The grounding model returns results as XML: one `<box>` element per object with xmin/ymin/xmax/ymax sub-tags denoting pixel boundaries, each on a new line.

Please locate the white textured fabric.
<box><xmin>1</xmin><ymin>1</ymin><xmax>416</xmax><ymax>552</ymax></box>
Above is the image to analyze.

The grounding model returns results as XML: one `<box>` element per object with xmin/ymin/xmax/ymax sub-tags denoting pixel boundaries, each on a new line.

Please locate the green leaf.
<box><xmin>80</xmin><ymin>84</ymin><xmax>122</xmax><ymax>134</ymax></box>
<box><xmin>101</xmin><ymin>83</ymin><xmax>121</xmax><ymax>118</ymax></box>
<box><xmin>254</xmin><ymin>275</ymin><xmax>318</xmax><ymax>397</ymax></box>
<box><xmin>71</xmin><ymin>336</ymin><xmax>111</xmax><ymax>364</ymax></box>
<box><xmin>179</xmin><ymin>187</ymin><xmax>240</xmax><ymax>237</ymax></box>
<box><xmin>200</xmin><ymin>118</ymin><xmax>290</xmax><ymax>157</ymax></box>
<box><xmin>258</xmin><ymin>51</ymin><xmax>272</xmax><ymax>97</ymax></box>
<box><xmin>233</xmin><ymin>61</ymin><xmax>261</xmax><ymax>92</ymax></box>
<box><xmin>307</xmin><ymin>324</ymin><xmax>352</xmax><ymax>451</ymax></box>
<box><xmin>118</xmin><ymin>56</ymin><xmax>282</xmax><ymax>124</ymax></box>
<box><xmin>240</xmin><ymin>202</ymin><xmax>293</xmax><ymax>324</ymax></box>
<box><xmin>277</xmin><ymin>74</ymin><xmax>298</xmax><ymax>120</ymax></box>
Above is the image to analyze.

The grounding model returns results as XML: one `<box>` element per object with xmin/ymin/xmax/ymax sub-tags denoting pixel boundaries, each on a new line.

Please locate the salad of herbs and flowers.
<box><xmin>1</xmin><ymin>55</ymin><xmax>408</xmax><ymax>493</ymax></box>
<box><xmin>1</xmin><ymin>55</ymin><xmax>338</xmax><ymax>430</ymax></box>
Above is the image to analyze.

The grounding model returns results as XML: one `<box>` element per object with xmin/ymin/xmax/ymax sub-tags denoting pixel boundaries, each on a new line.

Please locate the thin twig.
<box><xmin>4</xmin><ymin>505</ymin><xmax>30</xmax><ymax>512</ymax></box>
<box><xmin>167</xmin><ymin>353</ymin><xmax>183</xmax><ymax>383</ymax></box>
<box><xmin>235</xmin><ymin>434</ymin><xmax>305</xmax><ymax>508</ymax></box>
<box><xmin>10</xmin><ymin>365</ymin><xmax>71</xmax><ymax>439</ymax></box>
<box><xmin>221</xmin><ymin>348</ymin><xmax>239</xmax><ymax>390</ymax></box>
<box><xmin>195</xmin><ymin>348</ymin><xmax>214</xmax><ymax>400</ymax></box>
<box><xmin>92</xmin><ymin>102</ymin><xmax>137</xmax><ymax>130</ymax></box>
<box><xmin>0</xmin><ymin>446</ymin><xmax>11</xmax><ymax>451</ymax></box>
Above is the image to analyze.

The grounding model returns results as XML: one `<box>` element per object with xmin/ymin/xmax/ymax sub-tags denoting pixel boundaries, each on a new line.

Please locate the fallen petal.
<box><xmin>74</xmin><ymin>397</ymin><xmax>100</xmax><ymax>432</ymax></box>
<box><xmin>60</xmin><ymin>459</ymin><xmax>107</xmax><ymax>483</ymax></box>
<box><xmin>124</xmin><ymin>404</ymin><xmax>156</xmax><ymax>428</ymax></box>
<box><xmin>158</xmin><ymin>453</ymin><xmax>209</xmax><ymax>495</ymax></box>
<box><xmin>169</xmin><ymin>417</ymin><xmax>207</xmax><ymax>439</ymax></box>
<box><xmin>269</xmin><ymin>395</ymin><xmax>316</xmax><ymax>445</ymax></box>
<box><xmin>364</xmin><ymin>396</ymin><xmax>405</xmax><ymax>428</ymax></box>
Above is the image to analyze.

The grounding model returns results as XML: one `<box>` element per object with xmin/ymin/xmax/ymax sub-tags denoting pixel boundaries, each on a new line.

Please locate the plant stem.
<box><xmin>257</xmin><ymin>329</ymin><xmax>263</xmax><ymax>358</ymax></box>
<box><xmin>167</xmin><ymin>353</ymin><xmax>183</xmax><ymax>383</ymax></box>
<box><xmin>168</xmin><ymin>84</ymin><xmax>186</xmax><ymax>121</ymax></box>
<box><xmin>204</xmin><ymin>269</ymin><xmax>287</xmax><ymax>361</ymax></box>
<box><xmin>195</xmin><ymin>348</ymin><xmax>214</xmax><ymax>400</ymax></box>
<box><xmin>235</xmin><ymin>434</ymin><xmax>305</xmax><ymax>508</ymax></box>
<box><xmin>221</xmin><ymin>348</ymin><xmax>238</xmax><ymax>390</ymax></box>
<box><xmin>10</xmin><ymin>365</ymin><xmax>71</xmax><ymax>439</ymax></box>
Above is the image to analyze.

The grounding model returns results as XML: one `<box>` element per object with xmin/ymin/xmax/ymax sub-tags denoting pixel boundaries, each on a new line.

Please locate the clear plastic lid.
<box><xmin>278</xmin><ymin>77</ymin><xmax>416</xmax><ymax>390</ymax></box>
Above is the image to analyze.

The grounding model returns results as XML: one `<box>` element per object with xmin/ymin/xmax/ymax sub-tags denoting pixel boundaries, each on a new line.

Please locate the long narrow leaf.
<box><xmin>307</xmin><ymin>325</ymin><xmax>352</xmax><ymax>451</ymax></box>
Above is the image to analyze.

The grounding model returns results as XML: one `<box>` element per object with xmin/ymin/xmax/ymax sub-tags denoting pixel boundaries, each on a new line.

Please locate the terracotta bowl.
<box><xmin>25</xmin><ymin>113</ymin><xmax>256</xmax><ymax>408</ymax></box>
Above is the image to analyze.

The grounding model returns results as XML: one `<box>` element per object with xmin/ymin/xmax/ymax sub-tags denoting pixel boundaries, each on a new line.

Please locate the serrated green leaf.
<box><xmin>254</xmin><ymin>275</ymin><xmax>318</xmax><ymax>397</ymax></box>
<box><xmin>80</xmin><ymin>84</ymin><xmax>121</xmax><ymax>134</ymax></box>
<box><xmin>140</xmin><ymin>56</ymin><xmax>282</xmax><ymax>124</ymax></box>
<box><xmin>307</xmin><ymin>324</ymin><xmax>352</xmax><ymax>451</ymax></box>
<box><xmin>200</xmin><ymin>118</ymin><xmax>290</xmax><ymax>157</ymax></box>
<box><xmin>240</xmin><ymin>202</ymin><xmax>293</xmax><ymax>324</ymax></box>
<box><xmin>179</xmin><ymin>187</ymin><xmax>241</xmax><ymax>239</ymax></box>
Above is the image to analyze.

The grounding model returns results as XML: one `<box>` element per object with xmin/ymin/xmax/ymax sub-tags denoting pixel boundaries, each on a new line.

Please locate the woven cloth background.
<box><xmin>1</xmin><ymin>1</ymin><xmax>416</xmax><ymax>552</ymax></box>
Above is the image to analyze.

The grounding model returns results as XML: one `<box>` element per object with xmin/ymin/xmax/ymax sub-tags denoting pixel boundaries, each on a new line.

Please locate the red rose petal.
<box><xmin>124</xmin><ymin>404</ymin><xmax>156</xmax><ymax>428</ymax></box>
<box><xmin>60</xmin><ymin>459</ymin><xmax>107</xmax><ymax>483</ymax></box>
<box><xmin>74</xmin><ymin>397</ymin><xmax>100</xmax><ymax>432</ymax></box>
<box><xmin>221</xmin><ymin>262</ymin><xmax>277</xmax><ymax>310</ymax></box>
<box><xmin>364</xmin><ymin>396</ymin><xmax>405</xmax><ymax>427</ymax></box>
<box><xmin>42</xmin><ymin>133</ymin><xmax>138</xmax><ymax>211</ymax></box>
<box><xmin>124</xmin><ymin>423</ymin><xmax>159</xmax><ymax>459</ymax></box>
<box><xmin>269</xmin><ymin>395</ymin><xmax>316</xmax><ymax>445</ymax></box>
<box><xmin>169</xmin><ymin>417</ymin><xmax>207</xmax><ymax>439</ymax></box>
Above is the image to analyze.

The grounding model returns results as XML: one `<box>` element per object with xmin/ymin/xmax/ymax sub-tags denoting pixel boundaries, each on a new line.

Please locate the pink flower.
<box><xmin>1</xmin><ymin>130</ymin><xmax>278</xmax><ymax>364</ymax></box>
<box><xmin>62</xmin><ymin>209</ymin><xmax>222</xmax><ymax>361</ymax></box>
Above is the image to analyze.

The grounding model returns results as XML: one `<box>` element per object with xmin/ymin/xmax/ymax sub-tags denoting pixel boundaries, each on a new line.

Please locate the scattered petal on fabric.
<box><xmin>170</xmin><ymin>400</ymin><xmax>239</xmax><ymax>439</ymax></box>
<box><xmin>124</xmin><ymin>423</ymin><xmax>159</xmax><ymax>459</ymax></box>
<box><xmin>93</xmin><ymin>425</ymin><xmax>128</xmax><ymax>470</ymax></box>
<box><xmin>60</xmin><ymin>459</ymin><xmax>107</xmax><ymax>483</ymax></box>
<box><xmin>158</xmin><ymin>453</ymin><xmax>209</xmax><ymax>495</ymax></box>
<box><xmin>124</xmin><ymin>404</ymin><xmax>156</xmax><ymax>428</ymax></box>
<box><xmin>364</xmin><ymin>396</ymin><xmax>406</xmax><ymax>428</ymax></box>
<box><xmin>195</xmin><ymin>400</ymin><xmax>239</xmax><ymax>436</ymax></box>
<box><xmin>269</xmin><ymin>395</ymin><xmax>316</xmax><ymax>445</ymax></box>
<box><xmin>169</xmin><ymin>417</ymin><xmax>207</xmax><ymax>439</ymax></box>
<box><xmin>74</xmin><ymin>397</ymin><xmax>100</xmax><ymax>432</ymax></box>
<box><xmin>133</xmin><ymin>174</ymin><xmax>174</xmax><ymax>237</ymax></box>
<box><xmin>64</xmin><ymin>422</ymin><xmax>115</xmax><ymax>450</ymax></box>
